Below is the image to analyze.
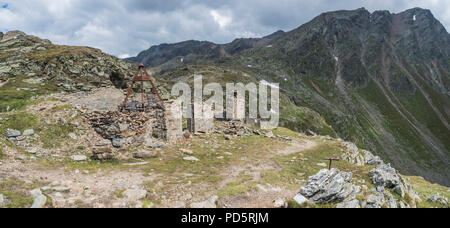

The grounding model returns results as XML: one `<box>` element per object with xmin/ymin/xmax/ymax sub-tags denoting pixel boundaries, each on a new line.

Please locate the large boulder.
<box><xmin>369</xmin><ymin>164</ymin><xmax>401</xmax><ymax>188</ymax></box>
<box><xmin>299</xmin><ymin>168</ymin><xmax>358</xmax><ymax>204</ymax></box>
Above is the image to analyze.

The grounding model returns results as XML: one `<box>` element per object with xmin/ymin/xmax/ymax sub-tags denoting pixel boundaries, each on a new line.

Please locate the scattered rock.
<box><xmin>96</xmin><ymin>139</ymin><xmax>111</xmax><ymax>147</ymax></box>
<box><xmin>124</xmin><ymin>162</ymin><xmax>149</xmax><ymax>166</ymax></box>
<box><xmin>16</xmin><ymin>136</ymin><xmax>26</xmax><ymax>141</ymax></box>
<box><xmin>27</xmin><ymin>148</ymin><xmax>38</xmax><ymax>154</ymax></box>
<box><xmin>92</xmin><ymin>147</ymin><xmax>114</xmax><ymax>160</ymax></box>
<box><xmin>112</xmin><ymin>138</ymin><xmax>122</xmax><ymax>148</ymax></box>
<box><xmin>58</xmin><ymin>117</ymin><xmax>68</xmax><ymax>125</ymax></box>
<box><xmin>133</xmin><ymin>151</ymin><xmax>157</xmax><ymax>159</ymax></box>
<box><xmin>22</xmin><ymin>129</ymin><xmax>35</xmax><ymax>136</ymax></box>
<box><xmin>71</xmin><ymin>155</ymin><xmax>87</xmax><ymax>162</ymax></box>
<box><xmin>118</xmin><ymin>123</ymin><xmax>129</xmax><ymax>132</ymax></box>
<box><xmin>181</xmin><ymin>193</ymin><xmax>193</xmax><ymax>201</ymax></box>
<box><xmin>40</xmin><ymin>186</ymin><xmax>51</xmax><ymax>191</ymax></box>
<box><xmin>123</xmin><ymin>188</ymin><xmax>147</xmax><ymax>201</ymax></box>
<box><xmin>52</xmin><ymin>186</ymin><xmax>70</xmax><ymax>193</ymax></box>
<box><xmin>148</xmin><ymin>141</ymin><xmax>165</xmax><ymax>149</ymax></box>
<box><xmin>293</xmin><ymin>193</ymin><xmax>308</xmax><ymax>205</ymax></box>
<box><xmin>180</xmin><ymin>148</ymin><xmax>194</xmax><ymax>155</ymax></box>
<box><xmin>428</xmin><ymin>193</ymin><xmax>440</xmax><ymax>202</ymax></box>
<box><xmin>16</xmin><ymin>155</ymin><xmax>27</xmax><ymax>160</ymax></box>
<box><xmin>306</xmin><ymin>130</ymin><xmax>316</xmax><ymax>136</ymax></box>
<box><xmin>183</xmin><ymin>156</ymin><xmax>200</xmax><ymax>162</ymax></box>
<box><xmin>428</xmin><ymin>193</ymin><xmax>448</xmax><ymax>205</ymax></box>
<box><xmin>273</xmin><ymin>198</ymin><xmax>286</xmax><ymax>208</ymax></box>
<box><xmin>30</xmin><ymin>193</ymin><xmax>47</xmax><ymax>208</ymax></box>
<box><xmin>317</xmin><ymin>163</ymin><xmax>327</xmax><ymax>167</ymax></box>
<box><xmin>68</xmin><ymin>133</ymin><xmax>77</xmax><ymax>140</ymax></box>
<box><xmin>264</xmin><ymin>131</ymin><xmax>275</xmax><ymax>138</ymax></box>
<box><xmin>6</xmin><ymin>129</ymin><xmax>21</xmax><ymax>138</ymax></box>
<box><xmin>256</xmin><ymin>184</ymin><xmax>268</xmax><ymax>192</ymax></box>
<box><xmin>183</xmin><ymin>131</ymin><xmax>191</xmax><ymax>139</ymax></box>
<box><xmin>172</xmin><ymin>201</ymin><xmax>187</xmax><ymax>208</ymax></box>
<box><xmin>190</xmin><ymin>196</ymin><xmax>218</xmax><ymax>208</ymax></box>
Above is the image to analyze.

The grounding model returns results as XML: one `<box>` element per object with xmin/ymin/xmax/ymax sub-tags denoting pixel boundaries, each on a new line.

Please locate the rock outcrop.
<box><xmin>0</xmin><ymin>30</ymin><xmax>135</xmax><ymax>91</ymax></box>
<box><xmin>295</xmin><ymin>148</ymin><xmax>422</xmax><ymax>208</ymax></box>
<box><xmin>369</xmin><ymin>164</ymin><xmax>401</xmax><ymax>188</ymax></box>
<box><xmin>369</xmin><ymin>164</ymin><xmax>421</xmax><ymax>207</ymax></box>
<box><xmin>298</xmin><ymin>168</ymin><xmax>359</xmax><ymax>204</ymax></box>
<box><xmin>341</xmin><ymin>142</ymin><xmax>382</xmax><ymax>166</ymax></box>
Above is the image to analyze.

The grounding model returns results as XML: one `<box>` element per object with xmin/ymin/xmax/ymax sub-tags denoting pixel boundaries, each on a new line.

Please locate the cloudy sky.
<box><xmin>1</xmin><ymin>0</ymin><xmax>449</xmax><ymax>58</ymax></box>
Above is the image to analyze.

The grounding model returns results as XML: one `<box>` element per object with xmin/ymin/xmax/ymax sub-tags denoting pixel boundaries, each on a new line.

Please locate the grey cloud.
<box><xmin>0</xmin><ymin>0</ymin><xmax>449</xmax><ymax>57</ymax></box>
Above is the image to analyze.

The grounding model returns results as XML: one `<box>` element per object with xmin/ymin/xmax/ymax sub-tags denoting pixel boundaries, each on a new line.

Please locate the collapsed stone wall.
<box><xmin>86</xmin><ymin>95</ymin><xmax>182</xmax><ymax>146</ymax></box>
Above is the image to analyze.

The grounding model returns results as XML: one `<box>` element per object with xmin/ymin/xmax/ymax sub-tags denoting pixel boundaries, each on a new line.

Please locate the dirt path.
<box><xmin>219</xmin><ymin>138</ymin><xmax>318</xmax><ymax>208</ymax></box>
<box><xmin>0</xmin><ymin>158</ymin><xmax>152</xmax><ymax>208</ymax></box>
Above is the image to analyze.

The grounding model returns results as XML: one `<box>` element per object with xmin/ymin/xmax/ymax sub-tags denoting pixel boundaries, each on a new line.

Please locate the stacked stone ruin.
<box><xmin>83</xmin><ymin>92</ymin><xmax>183</xmax><ymax>160</ymax></box>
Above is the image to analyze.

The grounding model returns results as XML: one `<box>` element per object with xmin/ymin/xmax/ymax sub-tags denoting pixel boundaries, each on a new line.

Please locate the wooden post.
<box><xmin>323</xmin><ymin>158</ymin><xmax>341</xmax><ymax>170</ymax></box>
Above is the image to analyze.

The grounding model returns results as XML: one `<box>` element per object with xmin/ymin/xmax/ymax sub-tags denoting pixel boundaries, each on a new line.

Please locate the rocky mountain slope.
<box><xmin>127</xmin><ymin>7</ymin><xmax>450</xmax><ymax>186</ymax></box>
<box><xmin>0</xmin><ymin>30</ymin><xmax>135</xmax><ymax>112</ymax></box>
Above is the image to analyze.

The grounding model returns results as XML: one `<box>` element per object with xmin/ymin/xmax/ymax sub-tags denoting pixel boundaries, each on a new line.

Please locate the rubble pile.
<box><xmin>215</xmin><ymin>121</ymin><xmax>250</xmax><ymax>137</ymax></box>
<box><xmin>87</xmin><ymin>111</ymin><xmax>153</xmax><ymax>140</ymax></box>
<box><xmin>86</xmin><ymin>97</ymin><xmax>168</xmax><ymax>143</ymax></box>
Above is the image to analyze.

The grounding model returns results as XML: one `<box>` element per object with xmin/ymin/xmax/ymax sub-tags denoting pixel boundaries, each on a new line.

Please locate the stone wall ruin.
<box><xmin>82</xmin><ymin>89</ymin><xmax>183</xmax><ymax>149</ymax></box>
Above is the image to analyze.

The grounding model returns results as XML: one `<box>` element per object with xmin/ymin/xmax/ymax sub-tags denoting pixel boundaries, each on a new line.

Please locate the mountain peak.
<box><xmin>263</xmin><ymin>30</ymin><xmax>285</xmax><ymax>39</ymax></box>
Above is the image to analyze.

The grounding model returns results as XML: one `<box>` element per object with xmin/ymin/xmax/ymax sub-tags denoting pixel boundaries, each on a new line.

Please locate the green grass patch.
<box><xmin>408</xmin><ymin>176</ymin><xmax>450</xmax><ymax>208</ymax></box>
<box><xmin>0</xmin><ymin>75</ymin><xmax>59</xmax><ymax>112</ymax></box>
<box><xmin>0</xmin><ymin>112</ymin><xmax>39</xmax><ymax>135</ymax></box>
<box><xmin>217</xmin><ymin>173</ymin><xmax>256</xmax><ymax>197</ymax></box>
<box><xmin>0</xmin><ymin>178</ymin><xmax>41</xmax><ymax>208</ymax></box>
<box><xmin>39</xmin><ymin>122</ymin><xmax>76</xmax><ymax>149</ymax></box>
